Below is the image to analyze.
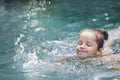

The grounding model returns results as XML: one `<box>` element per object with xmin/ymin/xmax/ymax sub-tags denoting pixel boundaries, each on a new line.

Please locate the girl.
<box><xmin>56</xmin><ymin>27</ymin><xmax>120</xmax><ymax>70</ymax></box>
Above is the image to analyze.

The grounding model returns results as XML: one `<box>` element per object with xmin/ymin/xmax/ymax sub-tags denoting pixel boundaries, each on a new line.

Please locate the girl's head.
<box><xmin>76</xmin><ymin>28</ymin><xmax>108</xmax><ymax>58</ymax></box>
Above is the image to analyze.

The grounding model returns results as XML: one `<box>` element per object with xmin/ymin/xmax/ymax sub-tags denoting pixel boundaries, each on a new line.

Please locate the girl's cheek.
<box><xmin>76</xmin><ymin>45</ymin><xmax>80</xmax><ymax>49</ymax></box>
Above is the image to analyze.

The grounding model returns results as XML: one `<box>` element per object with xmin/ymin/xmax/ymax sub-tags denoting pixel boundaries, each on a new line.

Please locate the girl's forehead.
<box><xmin>79</xmin><ymin>31</ymin><xmax>97</xmax><ymax>43</ymax></box>
<box><xmin>80</xmin><ymin>31</ymin><xmax>96</xmax><ymax>38</ymax></box>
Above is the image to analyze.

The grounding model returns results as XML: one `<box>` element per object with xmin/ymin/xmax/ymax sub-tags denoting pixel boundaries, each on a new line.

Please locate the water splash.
<box><xmin>11</xmin><ymin>0</ymin><xmax>120</xmax><ymax>80</ymax></box>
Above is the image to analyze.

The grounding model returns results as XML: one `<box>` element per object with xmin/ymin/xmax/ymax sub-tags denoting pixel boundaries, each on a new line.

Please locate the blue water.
<box><xmin>0</xmin><ymin>0</ymin><xmax>120</xmax><ymax>80</ymax></box>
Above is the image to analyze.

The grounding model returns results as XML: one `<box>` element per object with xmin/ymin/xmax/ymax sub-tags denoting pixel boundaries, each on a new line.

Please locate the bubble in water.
<box><xmin>30</xmin><ymin>20</ymin><xmax>38</xmax><ymax>27</ymax></box>
<box><xmin>15</xmin><ymin>34</ymin><xmax>25</xmax><ymax>45</ymax></box>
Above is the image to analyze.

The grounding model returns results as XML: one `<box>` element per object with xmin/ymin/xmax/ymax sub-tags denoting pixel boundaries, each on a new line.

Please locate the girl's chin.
<box><xmin>77</xmin><ymin>54</ymin><xmax>88</xmax><ymax>59</ymax></box>
<box><xmin>77</xmin><ymin>53</ymin><xmax>93</xmax><ymax>59</ymax></box>
<box><xmin>77</xmin><ymin>52</ymin><xmax>95</xmax><ymax>58</ymax></box>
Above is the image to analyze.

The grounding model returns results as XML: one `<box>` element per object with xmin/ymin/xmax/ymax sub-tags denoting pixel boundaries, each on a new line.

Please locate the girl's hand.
<box><xmin>108</xmin><ymin>65</ymin><xmax>120</xmax><ymax>70</ymax></box>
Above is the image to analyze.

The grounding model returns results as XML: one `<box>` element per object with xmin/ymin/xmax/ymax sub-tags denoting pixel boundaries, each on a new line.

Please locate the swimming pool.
<box><xmin>0</xmin><ymin>0</ymin><xmax>120</xmax><ymax>80</ymax></box>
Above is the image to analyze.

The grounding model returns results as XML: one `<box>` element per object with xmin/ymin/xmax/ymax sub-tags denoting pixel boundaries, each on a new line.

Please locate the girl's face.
<box><xmin>76</xmin><ymin>31</ymin><xmax>101</xmax><ymax>58</ymax></box>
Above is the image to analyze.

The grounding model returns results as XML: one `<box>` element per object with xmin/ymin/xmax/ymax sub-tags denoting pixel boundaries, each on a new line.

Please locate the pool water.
<box><xmin>0</xmin><ymin>0</ymin><xmax>120</xmax><ymax>80</ymax></box>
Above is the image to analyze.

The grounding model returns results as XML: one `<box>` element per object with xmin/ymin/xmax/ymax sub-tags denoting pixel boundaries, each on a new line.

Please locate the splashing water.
<box><xmin>0</xmin><ymin>0</ymin><xmax>120</xmax><ymax>80</ymax></box>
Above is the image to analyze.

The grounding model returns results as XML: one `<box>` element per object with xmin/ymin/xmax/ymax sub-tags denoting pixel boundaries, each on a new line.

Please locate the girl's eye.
<box><xmin>87</xmin><ymin>43</ymin><xmax>92</xmax><ymax>47</ymax></box>
<box><xmin>78</xmin><ymin>41</ymin><xmax>82</xmax><ymax>45</ymax></box>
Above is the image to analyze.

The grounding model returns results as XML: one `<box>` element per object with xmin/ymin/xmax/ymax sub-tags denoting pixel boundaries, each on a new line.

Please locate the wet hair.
<box><xmin>79</xmin><ymin>28</ymin><xmax>109</xmax><ymax>50</ymax></box>
<box><xmin>96</xmin><ymin>29</ymin><xmax>108</xmax><ymax>49</ymax></box>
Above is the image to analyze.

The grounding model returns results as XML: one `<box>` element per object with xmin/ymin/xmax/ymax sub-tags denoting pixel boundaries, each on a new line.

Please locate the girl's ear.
<box><xmin>99</xmin><ymin>48</ymin><xmax>102</xmax><ymax>54</ymax></box>
<box><xmin>97</xmin><ymin>48</ymin><xmax>102</xmax><ymax>56</ymax></box>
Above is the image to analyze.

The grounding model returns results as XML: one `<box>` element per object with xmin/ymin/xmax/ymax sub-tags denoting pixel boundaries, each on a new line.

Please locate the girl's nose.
<box><xmin>80</xmin><ymin>44</ymin><xmax>85</xmax><ymax>48</ymax></box>
<box><xmin>79</xmin><ymin>44</ymin><xmax>85</xmax><ymax>49</ymax></box>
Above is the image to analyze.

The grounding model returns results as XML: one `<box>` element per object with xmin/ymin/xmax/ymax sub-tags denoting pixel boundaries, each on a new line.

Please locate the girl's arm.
<box><xmin>109</xmin><ymin>65</ymin><xmax>120</xmax><ymax>70</ymax></box>
<box><xmin>106</xmin><ymin>54</ymin><xmax>120</xmax><ymax>70</ymax></box>
<box><xmin>55</xmin><ymin>55</ymin><xmax>80</xmax><ymax>63</ymax></box>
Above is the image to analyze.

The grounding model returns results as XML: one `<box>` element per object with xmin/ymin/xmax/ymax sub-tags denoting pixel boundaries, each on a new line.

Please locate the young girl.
<box><xmin>56</xmin><ymin>27</ymin><xmax>120</xmax><ymax>70</ymax></box>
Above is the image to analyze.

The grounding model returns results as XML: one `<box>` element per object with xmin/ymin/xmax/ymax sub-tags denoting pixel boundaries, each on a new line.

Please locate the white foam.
<box><xmin>94</xmin><ymin>71</ymin><xmax>120</xmax><ymax>80</ymax></box>
<box><xmin>23</xmin><ymin>51</ymin><xmax>39</xmax><ymax>69</ymax></box>
<box><xmin>35</xmin><ymin>27</ymin><xmax>45</xmax><ymax>32</ymax></box>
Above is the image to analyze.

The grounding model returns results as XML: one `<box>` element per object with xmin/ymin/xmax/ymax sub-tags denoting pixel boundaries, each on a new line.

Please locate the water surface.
<box><xmin>0</xmin><ymin>0</ymin><xmax>120</xmax><ymax>80</ymax></box>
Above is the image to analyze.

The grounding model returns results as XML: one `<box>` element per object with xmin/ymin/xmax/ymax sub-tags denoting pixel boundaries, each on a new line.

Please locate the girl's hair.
<box><xmin>80</xmin><ymin>28</ymin><xmax>109</xmax><ymax>50</ymax></box>
<box><xmin>96</xmin><ymin>29</ymin><xmax>108</xmax><ymax>49</ymax></box>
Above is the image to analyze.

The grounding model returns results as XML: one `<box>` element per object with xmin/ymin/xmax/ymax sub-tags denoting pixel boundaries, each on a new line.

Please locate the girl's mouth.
<box><xmin>79</xmin><ymin>50</ymin><xmax>87</xmax><ymax>53</ymax></box>
<box><xmin>78</xmin><ymin>50</ymin><xmax>87</xmax><ymax>55</ymax></box>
